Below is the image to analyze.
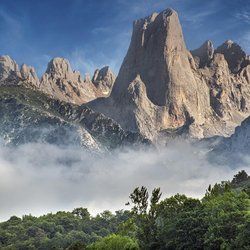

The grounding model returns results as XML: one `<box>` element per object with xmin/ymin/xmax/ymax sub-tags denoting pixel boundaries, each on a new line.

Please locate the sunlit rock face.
<box><xmin>0</xmin><ymin>55</ymin><xmax>20</xmax><ymax>82</ymax></box>
<box><xmin>0</xmin><ymin>55</ymin><xmax>116</xmax><ymax>105</ymax></box>
<box><xmin>0</xmin><ymin>56</ymin><xmax>40</xmax><ymax>88</ymax></box>
<box><xmin>40</xmin><ymin>57</ymin><xmax>96</xmax><ymax>104</ymax></box>
<box><xmin>88</xmin><ymin>8</ymin><xmax>250</xmax><ymax>141</ymax></box>
<box><xmin>92</xmin><ymin>66</ymin><xmax>116</xmax><ymax>97</ymax></box>
<box><xmin>40</xmin><ymin>58</ymin><xmax>115</xmax><ymax>104</ymax></box>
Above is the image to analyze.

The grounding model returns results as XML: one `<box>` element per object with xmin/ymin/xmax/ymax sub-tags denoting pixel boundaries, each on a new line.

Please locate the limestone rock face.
<box><xmin>0</xmin><ymin>55</ymin><xmax>20</xmax><ymax>83</ymax></box>
<box><xmin>191</xmin><ymin>40</ymin><xmax>214</xmax><ymax>68</ymax></box>
<box><xmin>0</xmin><ymin>56</ymin><xmax>39</xmax><ymax>88</ymax></box>
<box><xmin>40</xmin><ymin>57</ymin><xmax>97</xmax><ymax>104</ymax></box>
<box><xmin>92</xmin><ymin>66</ymin><xmax>116</xmax><ymax>96</ymax></box>
<box><xmin>111</xmin><ymin>9</ymin><xmax>205</xmax><ymax>107</ymax></box>
<box><xmin>39</xmin><ymin>58</ymin><xmax>116</xmax><ymax>104</ymax></box>
<box><xmin>88</xmin><ymin>8</ymin><xmax>250</xmax><ymax>140</ymax></box>
<box><xmin>195</xmin><ymin>45</ymin><xmax>250</xmax><ymax>135</ymax></box>
<box><xmin>89</xmin><ymin>9</ymin><xmax>211</xmax><ymax>139</ymax></box>
<box><xmin>20</xmin><ymin>64</ymin><xmax>40</xmax><ymax>87</ymax></box>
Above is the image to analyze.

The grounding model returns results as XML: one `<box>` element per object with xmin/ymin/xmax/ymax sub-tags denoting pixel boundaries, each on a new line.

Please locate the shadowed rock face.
<box><xmin>215</xmin><ymin>40</ymin><xmax>249</xmax><ymax>73</ymax></box>
<box><xmin>0</xmin><ymin>85</ymin><xmax>149</xmax><ymax>151</ymax></box>
<box><xmin>209</xmin><ymin>115</ymin><xmax>250</xmax><ymax>165</ymax></box>
<box><xmin>88</xmin><ymin>9</ymin><xmax>211</xmax><ymax>139</ymax></box>
<box><xmin>191</xmin><ymin>40</ymin><xmax>214</xmax><ymax>68</ymax></box>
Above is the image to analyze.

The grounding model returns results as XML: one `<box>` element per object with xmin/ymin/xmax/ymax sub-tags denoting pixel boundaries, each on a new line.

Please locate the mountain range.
<box><xmin>0</xmin><ymin>8</ymin><xmax>250</xmax><ymax>156</ymax></box>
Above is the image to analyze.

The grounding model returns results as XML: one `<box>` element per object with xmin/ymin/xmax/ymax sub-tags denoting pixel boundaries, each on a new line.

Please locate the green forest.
<box><xmin>0</xmin><ymin>170</ymin><xmax>249</xmax><ymax>250</ymax></box>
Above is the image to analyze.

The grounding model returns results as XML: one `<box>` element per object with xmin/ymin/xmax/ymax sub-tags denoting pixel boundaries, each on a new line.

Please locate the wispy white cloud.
<box><xmin>182</xmin><ymin>9</ymin><xmax>217</xmax><ymax>25</ymax></box>
<box><xmin>67</xmin><ymin>49</ymin><xmax>97</xmax><ymax>75</ymax></box>
<box><xmin>235</xmin><ymin>11</ymin><xmax>250</xmax><ymax>24</ymax></box>
<box><xmin>67</xmin><ymin>27</ymin><xmax>131</xmax><ymax>76</ymax></box>
<box><xmin>116</xmin><ymin>0</ymin><xmax>176</xmax><ymax>21</ymax></box>
<box><xmin>181</xmin><ymin>0</ymin><xmax>221</xmax><ymax>28</ymax></box>
<box><xmin>91</xmin><ymin>26</ymin><xmax>112</xmax><ymax>35</ymax></box>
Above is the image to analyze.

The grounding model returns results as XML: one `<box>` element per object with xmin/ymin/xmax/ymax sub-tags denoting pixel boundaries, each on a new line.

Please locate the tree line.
<box><xmin>0</xmin><ymin>170</ymin><xmax>249</xmax><ymax>249</ymax></box>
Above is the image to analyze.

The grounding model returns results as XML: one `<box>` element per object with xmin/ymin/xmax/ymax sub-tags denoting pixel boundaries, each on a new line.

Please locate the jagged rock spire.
<box><xmin>215</xmin><ymin>40</ymin><xmax>248</xmax><ymax>73</ymax></box>
<box><xmin>0</xmin><ymin>55</ymin><xmax>39</xmax><ymax>87</ymax></box>
<box><xmin>45</xmin><ymin>57</ymin><xmax>73</xmax><ymax>77</ymax></box>
<box><xmin>92</xmin><ymin>66</ymin><xmax>116</xmax><ymax>96</ymax></box>
<box><xmin>40</xmin><ymin>57</ymin><xmax>115</xmax><ymax>104</ymax></box>
<box><xmin>40</xmin><ymin>57</ymin><xmax>96</xmax><ymax>104</ymax></box>
<box><xmin>112</xmin><ymin>8</ymin><xmax>191</xmax><ymax>106</ymax></box>
<box><xmin>191</xmin><ymin>40</ymin><xmax>214</xmax><ymax>68</ymax></box>
<box><xmin>20</xmin><ymin>64</ymin><xmax>40</xmax><ymax>87</ymax></box>
<box><xmin>0</xmin><ymin>55</ymin><xmax>20</xmax><ymax>82</ymax></box>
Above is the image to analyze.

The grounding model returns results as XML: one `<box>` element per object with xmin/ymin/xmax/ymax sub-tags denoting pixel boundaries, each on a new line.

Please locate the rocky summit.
<box><xmin>0</xmin><ymin>8</ymin><xmax>250</xmax><ymax>151</ymax></box>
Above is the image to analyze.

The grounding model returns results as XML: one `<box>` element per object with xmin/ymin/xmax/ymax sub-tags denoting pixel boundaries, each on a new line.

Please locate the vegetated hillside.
<box><xmin>0</xmin><ymin>170</ymin><xmax>249</xmax><ymax>250</ymax></box>
<box><xmin>0</xmin><ymin>85</ymin><xmax>148</xmax><ymax>152</ymax></box>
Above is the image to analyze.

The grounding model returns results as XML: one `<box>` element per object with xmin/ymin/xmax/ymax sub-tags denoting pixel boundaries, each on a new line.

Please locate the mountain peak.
<box><xmin>111</xmin><ymin>7</ymin><xmax>186</xmax><ymax>107</ymax></box>
<box><xmin>216</xmin><ymin>40</ymin><xmax>247</xmax><ymax>73</ymax></box>
<box><xmin>224</xmin><ymin>39</ymin><xmax>234</xmax><ymax>46</ymax></box>
<box><xmin>191</xmin><ymin>40</ymin><xmax>214</xmax><ymax>67</ymax></box>
<box><xmin>133</xmin><ymin>8</ymin><xmax>177</xmax><ymax>26</ymax></box>
<box><xmin>0</xmin><ymin>55</ymin><xmax>19</xmax><ymax>81</ymax></box>
<box><xmin>92</xmin><ymin>66</ymin><xmax>116</xmax><ymax>96</ymax></box>
<box><xmin>20</xmin><ymin>64</ymin><xmax>40</xmax><ymax>87</ymax></box>
<box><xmin>45</xmin><ymin>57</ymin><xmax>73</xmax><ymax>77</ymax></box>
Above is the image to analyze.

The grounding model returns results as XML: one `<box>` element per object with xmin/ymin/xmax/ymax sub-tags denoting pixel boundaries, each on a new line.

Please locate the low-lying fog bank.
<box><xmin>0</xmin><ymin>140</ymin><xmax>249</xmax><ymax>221</ymax></box>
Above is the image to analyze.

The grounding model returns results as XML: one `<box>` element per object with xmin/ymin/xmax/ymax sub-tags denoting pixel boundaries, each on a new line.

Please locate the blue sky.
<box><xmin>0</xmin><ymin>0</ymin><xmax>249</xmax><ymax>76</ymax></box>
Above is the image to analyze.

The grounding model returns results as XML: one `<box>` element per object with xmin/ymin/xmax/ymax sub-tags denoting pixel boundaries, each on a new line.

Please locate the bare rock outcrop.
<box><xmin>0</xmin><ymin>55</ymin><xmax>21</xmax><ymax>83</ymax></box>
<box><xmin>0</xmin><ymin>55</ymin><xmax>39</xmax><ymax>88</ymax></box>
<box><xmin>39</xmin><ymin>57</ymin><xmax>97</xmax><ymax>104</ymax></box>
<box><xmin>92</xmin><ymin>66</ymin><xmax>115</xmax><ymax>96</ymax></box>
<box><xmin>194</xmin><ymin>41</ymin><xmax>250</xmax><ymax>135</ymax></box>
<box><xmin>20</xmin><ymin>64</ymin><xmax>40</xmax><ymax>87</ymax></box>
<box><xmin>1</xmin><ymin>8</ymin><xmax>250</xmax><ymax>143</ymax></box>
<box><xmin>191</xmin><ymin>40</ymin><xmax>214</xmax><ymax>68</ymax></box>
<box><xmin>39</xmin><ymin>58</ymin><xmax>116</xmax><ymax>104</ymax></box>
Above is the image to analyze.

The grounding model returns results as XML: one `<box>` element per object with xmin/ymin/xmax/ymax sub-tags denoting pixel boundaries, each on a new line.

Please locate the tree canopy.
<box><xmin>0</xmin><ymin>170</ymin><xmax>249</xmax><ymax>249</ymax></box>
